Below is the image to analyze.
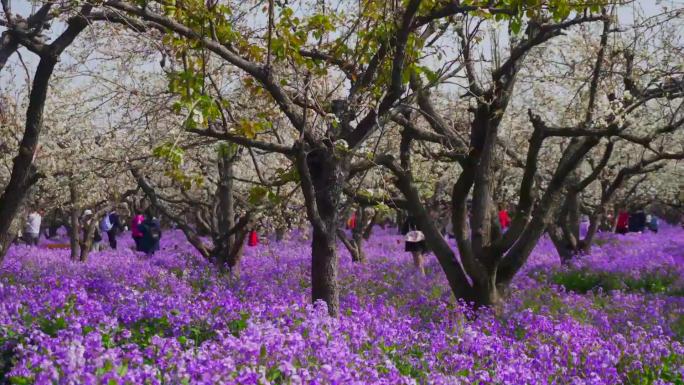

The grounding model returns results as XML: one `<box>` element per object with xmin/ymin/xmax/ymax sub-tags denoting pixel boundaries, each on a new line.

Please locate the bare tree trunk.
<box><xmin>214</xmin><ymin>146</ymin><xmax>237</xmax><ymax>270</ymax></box>
<box><xmin>0</xmin><ymin>57</ymin><xmax>55</xmax><ymax>261</ymax></box>
<box><xmin>337</xmin><ymin>228</ymin><xmax>364</xmax><ymax>263</ymax></box>
<box><xmin>69</xmin><ymin>180</ymin><xmax>81</xmax><ymax>261</ymax></box>
<box><xmin>79</xmin><ymin>221</ymin><xmax>98</xmax><ymax>262</ymax></box>
<box><xmin>211</xmin><ymin>146</ymin><xmax>253</xmax><ymax>275</ymax></box>
<box><xmin>549</xmin><ymin>189</ymin><xmax>603</xmax><ymax>263</ymax></box>
<box><xmin>580</xmin><ymin>215</ymin><xmax>600</xmax><ymax>253</ymax></box>
<box><xmin>0</xmin><ymin>10</ymin><xmax>89</xmax><ymax>262</ymax></box>
<box><xmin>0</xmin><ymin>233</ymin><xmax>14</xmax><ymax>261</ymax></box>
<box><xmin>351</xmin><ymin>219</ymin><xmax>367</xmax><ymax>262</ymax></box>
<box><xmin>547</xmin><ymin>225</ymin><xmax>575</xmax><ymax>264</ymax></box>
<box><xmin>298</xmin><ymin>146</ymin><xmax>346</xmax><ymax>316</ymax></box>
<box><xmin>337</xmin><ymin>206</ymin><xmax>371</xmax><ymax>263</ymax></box>
<box><xmin>275</xmin><ymin>226</ymin><xmax>286</xmax><ymax>241</ymax></box>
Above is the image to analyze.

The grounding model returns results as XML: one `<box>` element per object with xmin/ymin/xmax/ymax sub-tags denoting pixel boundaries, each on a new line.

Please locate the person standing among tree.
<box><xmin>498</xmin><ymin>203</ymin><xmax>511</xmax><ymax>231</ymax></box>
<box><xmin>105</xmin><ymin>210</ymin><xmax>123</xmax><ymax>249</ymax></box>
<box><xmin>131</xmin><ymin>210</ymin><xmax>145</xmax><ymax>251</ymax></box>
<box><xmin>346</xmin><ymin>211</ymin><xmax>357</xmax><ymax>230</ymax></box>
<box><xmin>628</xmin><ymin>209</ymin><xmax>647</xmax><ymax>233</ymax></box>
<box><xmin>99</xmin><ymin>212</ymin><xmax>114</xmax><ymax>248</ymax></box>
<box><xmin>23</xmin><ymin>210</ymin><xmax>42</xmax><ymax>246</ymax></box>
<box><xmin>248</xmin><ymin>228</ymin><xmax>259</xmax><ymax>247</ymax></box>
<box><xmin>647</xmin><ymin>214</ymin><xmax>659</xmax><ymax>233</ymax></box>
<box><xmin>139</xmin><ymin>210</ymin><xmax>161</xmax><ymax>255</ymax></box>
<box><xmin>616</xmin><ymin>210</ymin><xmax>629</xmax><ymax>234</ymax></box>
<box><xmin>401</xmin><ymin>214</ymin><xmax>426</xmax><ymax>275</ymax></box>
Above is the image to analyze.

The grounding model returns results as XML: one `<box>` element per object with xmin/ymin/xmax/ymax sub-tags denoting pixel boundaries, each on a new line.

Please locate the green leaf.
<box><xmin>510</xmin><ymin>17</ymin><xmax>522</xmax><ymax>35</ymax></box>
<box><xmin>248</xmin><ymin>186</ymin><xmax>269</xmax><ymax>205</ymax></box>
<box><xmin>9</xmin><ymin>377</ymin><xmax>32</xmax><ymax>385</ymax></box>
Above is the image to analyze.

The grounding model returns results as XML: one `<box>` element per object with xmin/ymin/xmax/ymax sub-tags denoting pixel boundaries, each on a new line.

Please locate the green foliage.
<box><xmin>236</xmin><ymin>119</ymin><xmax>271</xmax><ymax>139</ymax></box>
<box><xmin>248</xmin><ymin>184</ymin><xmax>287</xmax><ymax>206</ymax></box>
<box><xmin>153</xmin><ymin>143</ymin><xmax>184</xmax><ymax>169</ymax></box>
<box><xmin>8</xmin><ymin>377</ymin><xmax>31</xmax><ymax>385</ymax></box>
<box><xmin>216</xmin><ymin>142</ymin><xmax>238</xmax><ymax>158</ymax></box>
<box><xmin>248</xmin><ymin>186</ymin><xmax>269</xmax><ymax>205</ymax></box>
<box><xmin>18</xmin><ymin>294</ymin><xmax>76</xmax><ymax>338</ymax></box>
<box><xmin>265</xmin><ymin>365</ymin><xmax>285</xmax><ymax>384</ymax></box>
<box><xmin>179</xmin><ymin>321</ymin><xmax>217</xmax><ymax>347</ymax></box>
<box><xmin>0</xmin><ymin>330</ymin><xmax>19</xmax><ymax>383</ymax></box>
<box><xmin>152</xmin><ymin>143</ymin><xmax>204</xmax><ymax>190</ymax></box>
<box><xmin>274</xmin><ymin>167</ymin><xmax>300</xmax><ymax>184</ymax></box>
<box><xmin>38</xmin><ymin>317</ymin><xmax>68</xmax><ymax>338</ymax></box>
<box><xmin>378</xmin><ymin>342</ymin><xmax>429</xmax><ymax>382</ymax></box>
<box><xmin>374</xmin><ymin>202</ymin><xmax>392</xmax><ymax>216</ymax></box>
<box><xmin>128</xmin><ymin>316</ymin><xmax>173</xmax><ymax>348</ymax></box>
<box><xmin>155</xmin><ymin>0</ymin><xmax>610</xmax><ymax>131</ymax></box>
<box><xmin>460</xmin><ymin>0</ymin><xmax>607</xmax><ymax>24</ymax></box>
<box><xmin>227</xmin><ymin>311</ymin><xmax>250</xmax><ymax>337</ymax></box>
<box><xmin>623</xmin><ymin>354</ymin><xmax>684</xmax><ymax>385</ymax></box>
<box><xmin>550</xmin><ymin>269</ymin><xmax>682</xmax><ymax>295</ymax></box>
<box><xmin>672</xmin><ymin>314</ymin><xmax>684</xmax><ymax>341</ymax></box>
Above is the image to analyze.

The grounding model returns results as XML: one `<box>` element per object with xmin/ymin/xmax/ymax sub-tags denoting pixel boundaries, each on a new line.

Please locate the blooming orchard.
<box><xmin>1</xmin><ymin>226</ymin><xmax>683</xmax><ymax>384</ymax></box>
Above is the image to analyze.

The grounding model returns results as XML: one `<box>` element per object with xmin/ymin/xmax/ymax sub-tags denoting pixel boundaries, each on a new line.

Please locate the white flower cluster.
<box><xmin>334</xmin><ymin>139</ymin><xmax>349</xmax><ymax>152</ymax></box>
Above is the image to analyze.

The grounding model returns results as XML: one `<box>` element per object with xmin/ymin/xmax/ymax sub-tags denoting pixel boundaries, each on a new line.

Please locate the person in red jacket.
<box><xmin>248</xmin><ymin>229</ymin><xmax>259</xmax><ymax>247</ymax></box>
<box><xmin>131</xmin><ymin>210</ymin><xmax>145</xmax><ymax>251</ymax></box>
<box><xmin>346</xmin><ymin>212</ymin><xmax>357</xmax><ymax>230</ymax></box>
<box><xmin>616</xmin><ymin>211</ymin><xmax>629</xmax><ymax>234</ymax></box>
<box><xmin>498</xmin><ymin>204</ymin><xmax>511</xmax><ymax>231</ymax></box>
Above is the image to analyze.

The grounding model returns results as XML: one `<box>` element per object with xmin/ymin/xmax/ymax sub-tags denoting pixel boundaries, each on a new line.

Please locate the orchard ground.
<box><xmin>0</xmin><ymin>226</ymin><xmax>683</xmax><ymax>385</ymax></box>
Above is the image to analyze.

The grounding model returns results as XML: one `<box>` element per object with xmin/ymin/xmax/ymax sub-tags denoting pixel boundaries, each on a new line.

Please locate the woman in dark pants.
<box><xmin>107</xmin><ymin>211</ymin><xmax>124</xmax><ymax>249</ymax></box>
<box><xmin>402</xmin><ymin>215</ymin><xmax>427</xmax><ymax>275</ymax></box>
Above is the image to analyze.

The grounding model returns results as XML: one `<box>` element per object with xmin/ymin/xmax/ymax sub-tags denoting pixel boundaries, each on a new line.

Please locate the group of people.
<box><xmin>130</xmin><ymin>210</ymin><xmax>162</xmax><ymax>254</ymax></box>
<box><xmin>614</xmin><ymin>209</ymin><xmax>659</xmax><ymax>234</ymax></box>
<box><xmin>398</xmin><ymin>202</ymin><xmax>675</xmax><ymax>275</ymax></box>
<box><xmin>397</xmin><ymin>204</ymin><xmax>514</xmax><ymax>275</ymax></box>
<box><xmin>19</xmin><ymin>207</ymin><xmax>162</xmax><ymax>255</ymax></box>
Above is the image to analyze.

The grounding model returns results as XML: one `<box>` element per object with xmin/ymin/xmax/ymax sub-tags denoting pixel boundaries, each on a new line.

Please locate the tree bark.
<box><xmin>214</xmin><ymin>146</ymin><xmax>237</xmax><ymax>270</ymax></box>
<box><xmin>297</xmin><ymin>146</ymin><xmax>346</xmax><ymax>316</ymax></box>
<box><xmin>0</xmin><ymin>10</ymin><xmax>90</xmax><ymax>262</ymax></box>
<box><xmin>79</xmin><ymin>219</ymin><xmax>98</xmax><ymax>262</ymax></box>
<box><xmin>0</xmin><ymin>56</ymin><xmax>55</xmax><ymax>261</ymax></box>
<box><xmin>69</xmin><ymin>179</ymin><xmax>81</xmax><ymax>261</ymax></box>
<box><xmin>337</xmin><ymin>206</ymin><xmax>372</xmax><ymax>263</ymax></box>
<box><xmin>0</xmin><ymin>232</ymin><xmax>14</xmax><ymax>261</ymax></box>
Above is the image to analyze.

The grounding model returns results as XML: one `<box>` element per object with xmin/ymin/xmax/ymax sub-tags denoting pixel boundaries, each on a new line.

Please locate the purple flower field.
<box><xmin>0</xmin><ymin>226</ymin><xmax>683</xmax><ymax>385</ymax></box>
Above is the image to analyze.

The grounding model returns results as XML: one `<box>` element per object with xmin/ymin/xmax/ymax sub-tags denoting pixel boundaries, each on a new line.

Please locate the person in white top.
<box><xmin>24</xmin><ymin>210</ymin><xmax>42</xmax><ymax>246</ymax></box>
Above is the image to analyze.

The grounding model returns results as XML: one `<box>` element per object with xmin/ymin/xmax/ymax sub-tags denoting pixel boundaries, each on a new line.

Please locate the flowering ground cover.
<box><xmin>0</xmin><ymin>226</ymin><xmax>682</xmax><ymax>385</ymax></box>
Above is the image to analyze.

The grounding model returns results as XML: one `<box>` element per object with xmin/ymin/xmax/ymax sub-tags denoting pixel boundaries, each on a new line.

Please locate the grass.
<box><xmin>549</xmin><ymin>268</ymin><xmax>682</xmax><ymax>296</ymax></box>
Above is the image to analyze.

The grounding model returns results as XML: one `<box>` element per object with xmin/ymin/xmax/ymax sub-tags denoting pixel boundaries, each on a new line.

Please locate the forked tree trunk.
<box><xmin>337</xmin><ymin>207</ymin><xmax>374</xmax><ymax>263</ymax></box>
<box><xmin>548</xmin><ymin>189</ymin><xmax>603</xmax><ymax>264</ymax></box>
<box><xmin>212</xmin><ymin>147</ymin><xmax>252</xmax><ymax>276</ymax></box>
<box><xmin>549</xmin><ymin>211</ymin><xmax>602</xmax><ymax>264</ymax></box>
<box><xmin>337</xmin><ymin>228</ymin><xmax>365</xmax><ymax>263</ymax></box>
<box><xmin>79</xmin><ymin>220</ymin><xmax>99</xmax><ymax>262</ymax></box>
<box><xmin>299</xmin><ymin>147</ymin><xmax>347</xmax><ymax>317</ymax></box>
